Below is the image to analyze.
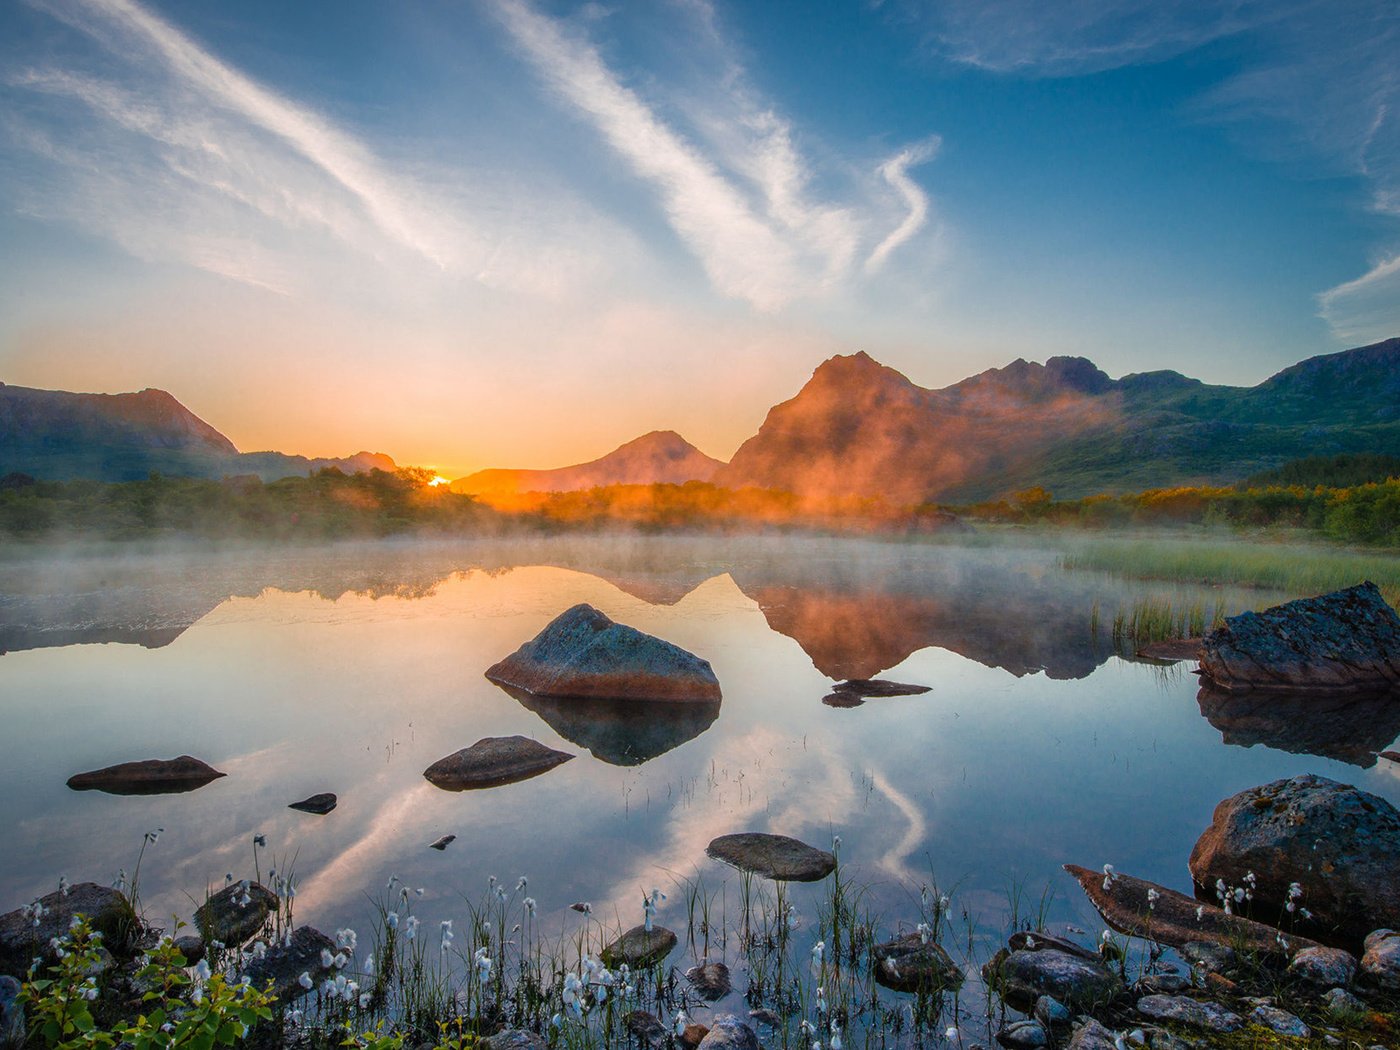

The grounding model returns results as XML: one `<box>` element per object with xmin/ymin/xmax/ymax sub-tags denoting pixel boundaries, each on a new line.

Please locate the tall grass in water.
<box><xmin>1062</xmin><ymin>536</ymin><xmax>1400</xmax><ymax>606</ymax></box>
<box><xmin>1108</xmin><ymin>597</ymin><xmax>1226</xmax><ymax>647</ymax></box>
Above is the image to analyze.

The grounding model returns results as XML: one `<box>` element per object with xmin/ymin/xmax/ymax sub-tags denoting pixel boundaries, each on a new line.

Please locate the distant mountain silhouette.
<box><xmin>0</xmin><ymin>382</ymin><xmax>397</xmax><ymax>481</ymax></box>
<box><xmin>452</xmin><ymin>430</ymin><xmax>722</xmax><ymax>501</ymax></box>
<box><xmin>716</xmin><ymin>338</ymin><xmax>1400</xmax><ymax>501</ymax></box>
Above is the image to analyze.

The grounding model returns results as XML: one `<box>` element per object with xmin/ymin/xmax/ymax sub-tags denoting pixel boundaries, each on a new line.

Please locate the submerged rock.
<box><xmin>990</xmin><ymin>945</ymin><xmax>1123</xmax><ymax>1012</ymax></box>
<box><xmin>1135</xmin><ymin>994</ymin><xmax>1243</xmax><ymax>1032</ymax></box>
<box><xmin>706</xmin><ymin>833</ymin><xmax>836</xmax><ymax>882</ymax></box>
<box><xmin>485</xmin><ymin>604</ymin><xmax>721</xmax><ymax>702</ymax></box>
<box><xmin>0</xmin><ymin>883</ymin><xmax>131</xmax><ymax>977</ymax></box>
<box><xmin>66</xmin><ymin>756</ymin><xmax>225</xmax><ymax>795</ymax></box>
<box><xmin>507</xmin><ymin>690</ymin><xmax>720</xmax><ymax>765</ymax></box>
<box><xmin>429</xmin><ymin>835</ymin><xmax>456</xmax><ymax>851</ymax></box>
<box><xmin>194</xmin><ymin>881</ymin><xmax>277</xmax><ymax>947</ymax></box>
<box><xmin>696</xmin><ymin>1015</ymin><xmax>759</xmax><ymax>1050</ymax></box>
<box><xmin>423</xmin><ymin>736</ymin><xmax>573</xmax><ymax>791</ymax></box>
<box><xmin>625</xmin><ymin>1010</ymin><xmax>667</xmax><ymax>1046</ymax></box>
<box><xmin>871</xmin><ymin>932</ymin><xmax>962</xmax><ymax>993</ymax></box>
<box><xmin>242</xmin><ymin>926</ymin><xmax>334</xmax><ymax>1001</ymax></box>
<box><xmin>600</xmin><ymin>925</ymin><xmax>676</xmax><ymax>969</ymax></box>
<box><xmin>1188</xmin><ymin>774</ymin><xmax>1400</xmax><ymax>947</ymax></box>
<box><xmin>686</xmin><ymin>961</ymin><xmax>731</xmax><ymax>1000</ymax></box>
<box><xmin>288</xmin><ymin>793</ymin><xmax>337</xmax><ymax>815</ymax></box>
<box><xmin>1361</xmin><ymin>929</ymin><xmax>1400</xmax><ymax>991</ymax></box>
<box><xmin>1198</xmin><ymin>582</ymin><xmax>1400</xmax><ymax>693</ymax></box>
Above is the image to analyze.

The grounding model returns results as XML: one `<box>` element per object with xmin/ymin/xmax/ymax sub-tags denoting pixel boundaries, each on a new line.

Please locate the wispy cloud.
<box><xmin>487</xmin><ymin>0</ymin><xmax>942</xmax><ymax>311</ymax></box>
<box><xmin>866</xmin><ymin>137</ymin><xmax>941</xmax><ymax>274</ymax></box>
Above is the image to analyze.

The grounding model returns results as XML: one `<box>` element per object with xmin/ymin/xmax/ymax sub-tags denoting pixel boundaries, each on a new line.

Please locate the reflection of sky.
<box><xmin>4</xmin><ymin>540</ymin><xmax>1400</xmax><ymax>988</ymax></box>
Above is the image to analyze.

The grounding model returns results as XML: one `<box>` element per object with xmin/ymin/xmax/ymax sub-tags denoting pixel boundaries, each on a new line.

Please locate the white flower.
<box><xmin>386</xmin><ymin>913</ymin><xmax>399</xmax><ymax>930</ymax></box>
<box><xmin>1146</xmin><ymin>889</ymin><xmax>1160</xmax><ymax>910</ymax></box>
<box><xmin>193</xmin><ymin>959</ymin><xmax>211</xmax><ymax>982</ymax></box>
<box><xmin>359</xmin><ymin>992</ymin><xmax>371</xmax><ymax>1008</ymax></box>
<box><xmin>917</xmin><ymin>922</ymin><xmax>931</xmax><ymax>944</ymax></box>
<box><xmin>517</xmin><ymin>876</ymin><xmax>528</xmax><ymax>891</ymax></box>
<box><xmin>525</xmin><ymin>897</ymin><xmax>537</xmax><ymax>915</ymax></box>
<box><xmin>674</xmin><ymin>1010</ymin><xmax>688</xmax><ymax>1036</ymax></box>
<box><xmin>405</xmin><ymin>916</ymin><xmax>419</xmax><ymax>940</ymax></box>
<box><xmin>945</xmin><ymin>1026</ymin><xmax>959</xmax><ymax>1042</ymax></box>
<box><xmin>1195</xmin><ymin>906</ymin><xmax>1205</xmax><ymax>922</ymax></box>
<box><xmin>334</xmin><ymin>953</ymin><xmax>348</xmax><ymax>969</ymax></box>
<box><xmin>298</xmin><ymin>972</ymin><xmax>313</xmax><ymax>990</ymax></box>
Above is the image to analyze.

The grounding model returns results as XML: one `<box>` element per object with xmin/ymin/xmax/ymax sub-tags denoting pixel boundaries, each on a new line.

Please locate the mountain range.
<box><xmin>0</xmin><ymin>382</ymin><xmax>396</xmax><ymax>482</ymax></box>
<box><xmin>7</xmin><ymin>335</ymin><xmax>1399</xmax><ymax>498</ymax></box>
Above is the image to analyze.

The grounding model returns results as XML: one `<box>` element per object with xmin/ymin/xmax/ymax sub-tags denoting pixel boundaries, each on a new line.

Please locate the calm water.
<box><xmin>2</xmin><ymin>534</ymin><xmax>1398</xmax><ymax>1002</ymax></box>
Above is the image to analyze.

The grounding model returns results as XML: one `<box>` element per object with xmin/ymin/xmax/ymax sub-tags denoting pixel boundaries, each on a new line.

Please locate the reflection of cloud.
<box><xmin>868</xmin><ymin>769</ymin><xmax>927</xmax><ymax>884</ymax></box>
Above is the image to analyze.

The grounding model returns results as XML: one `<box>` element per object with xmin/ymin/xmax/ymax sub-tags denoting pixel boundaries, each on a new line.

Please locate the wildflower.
<box><xmin>253</xmin><ymin>834</ymin><xmax>266</xmax><ymax>848</ymax></box>
<box><xmin>193</xmin><ymin>959</ymin><xmax>211</xmax><ymax>982</ymax></box>
<box><xmin>550</xmin><ymin>1013</ymin><xmax>562</xmax><ymax>1030</ymax></box>
<box><xmin>1146</xmin><ymin>889</ymin><xmax>1160</xmax><ymax>910</ymax></box>
<box><xmin>405</xmin><ymin>916</ymin><xmax>419</xmax><ymax>940</ymax></box>
<box><xmin>945</xmin><ymin>1026</ymin><xmax>959</xmax><ymax>1043</ymax></box>
<box><xmin>58</xmin><ymin>876</ymin><xmax>70</xmax><ymax>898</ymax></box>
<box><xmin>816</xmin><ymin>985</ymin><xmax>827</xmax><ymax>1014</ymax></box>
<box><xmin>190</xmin><ymin>985</ymin><xmax>204</xmax><ymax>1005</ymax></box>
<box><xmin>289</xmin><ymin>1010</ymin><xmax>303</xmax><ymax>1025</ymax></box>
<box><xmin>675</xmin><ymin>1011</ymin><xmax>689</xmax><ymax>1036</ymax></box>
<box><xmin>386</xmin><ymin>912</ymin><xmax>399</xmax><ymax>930</ymax></box>
<box><xmin>386</xmin><ymin>874</ymin><xmax>399</xmax><ymax>891</ymax></box>
<box><xmin>832</xmin><ymin>834</ymin><xmax>842</xmax><ymax>854</ymax></box>
<box><xmin>225</xmin><ymin>873</ymin><xmax>233</xmax><ymax>885</ymax></box>
<box><xmin>1301</xmin><ymin>908</ymin><xmax>1313</xmax><ymax>921</ymax></box>
<box><xmin>1195</xmin><ymin>906</ymin><xmax>1205</xmax><ymax>922</ymax></box>
<box><xmin>320</xmin><ymin>949</ymin><xmax>335</xmax><ymax>968</ymax></box>
<box><xmin>1025</xmin><ymin>935</ymin><xmax>1036</xmax><ymax>949</ymax></box>
<box><xmin>917</xmin><ymin>921</ymin><xmax>932</xmax><ymax>944</ymax></box>
<box><xmin>334</xmin><ymin>953</ymin><xmax>348</xmax><ymax>969</ymax></box>
<box><xmin>525</xmin><ymin>897</ymin><xmax>537</xmax><ymax>915</ymax></box>
<box><xmin>1102</xmin><ymin>864</ymin><xmax>1117</xmax><ymax>891</ymax></box>
<box><xmin>298</xmin><ymin>972</ymin><xmax>313</xmax><ymax>990</ymax></box>
<box><xmin>336</xmin><ymin>928</ymin><xmax>358</xmax><ymax>952</ymax></box>
<box><xmin>830</xmin><ymin>1020</ymin><xmax>843</xmax><ymax>1050</ymax></box>
<box><xmin>359</xmin><ymin>992</ymin><xmax>371</xmax><ymax>1008</ymax></box>
<box><xmin>939</xmin><ymin>894</ymin><xmax>951</xmax><ymax>911</ymax></box>
<box><xmin>415</xmin><ymin>887</ymin><xmax>424</xmax><ymax>897</ymax></box>
<box><xmin>517</xmin><ymin>876</ymin><xmax>528</xmax><ymax>891</ymax></box>
<box><xmin>145</xmin><ymin>828</ymin><xmax>162</xmax><ymax>845</ymax></box>
<box><xmin>571</xmin><ymin>901</ymin><xmax>592</xmax><ymax>915</ymax></box>
<box><xmin>811</xmin><ymin>940</ymin><xmax>825</xmax><ymax>974</ymax></box>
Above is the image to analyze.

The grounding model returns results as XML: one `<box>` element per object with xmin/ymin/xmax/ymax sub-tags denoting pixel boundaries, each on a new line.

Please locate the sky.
<box><xmin>1</xmin><ymin>0</ymin><xmax>1397</xmax><ymax>475</ymax></box>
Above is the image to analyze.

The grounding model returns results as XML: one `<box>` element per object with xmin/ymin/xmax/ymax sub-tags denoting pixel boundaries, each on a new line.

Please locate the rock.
<box><xmin>600</xmin><ymin>925</ymin><xmax>676</xmax><ymax>969</ymax></box>
<box><xmin>681</xmin><ymin>1023</ymin><xmax>710</xmax><ymax>1049</ymax></box>
<box><xmin>706</xmin><ymin>833</ymin><xmax>836</xmax><ymax>882</ymax></box>
<box><xmin>1197</xmin><ymin>683</ymin><xmax>1400</xmax><ymax>768</ymax></box>
<box><xmin>1136</xmin><ymin>638</ymin><xmax>1203</xmax><ymax>662</ymax></box>
<box><xmin>870</xmin><ymin>932</ymin><xmax>962</xmax><ymax>993</ymax></box>
<box><xmin>1066</xmin><ymin>1019</ymin><xmax>1120</xmax><ymax>1050</ymax></box>
<box><xmin>1188</xmin><ymin>774</ymin><xmax>1400</xmax><ymax>947</ymax></box>
<box><xmin>821</xmin><ymin>692</ymin><xmax>866</xmax><ymax>708</ymax></box>
<box><xmin>485</xmin><ymin>604</ymin><xmax>721</xmax><ymax>702</ymax></box>
<box><xmin>696</xmin><ymin>1015</ymin><xmax>759</xmax><ymax>1050</ymax></box>
<box><xmin>66</xmin><ymin>755</ymin><xmax>225</xmax><ymax>795</ymax></box>
<box><xmin>288</xmin><ymin>793</ymin><xmax>337</xmax><ymax>815</ymax></box>
<box><xmin>829</xmin><ymin>679</ymin><xmax>931</xmax><ymax>698</ymax></box>
<box><xmin>1135</xmin><ymin>995</ymin><xmax>1242</xmax><ymax>1032</ymax></box>
<box><xmin>995</xmin><ymin>1020</ymin><xmax>1047</xmax><ymax>1048</ymax></box>
<box><xmin>1180</xmin><ymin>941</ymin><xmax>1236</xmax><ymax>974</ymax></box>
<box><xmin>1361</xmin><ymin>928</ymin><xmax>1400</xmax><ymax>990</ymax></box>
<box><xmin>1134</xmin><ymin>973</ymin><xmax>1191</xmax><ymax>995</ymax></box>
<box><xmin>172</xmin><ymin>934</ymin><xmax>204</xmax><ymax>965</ymax></box>
<box><xmin>193</xmin><ymin>881</ymin><xmax>277</xmax><ymax>947</ymax></box>
<box><xmin>507</xmin><ymin>691</ymin><xmax>721</xmax><ymax>765</ymax></box>
<box><xmin>991</xmin><ymin>947</ymin><xmax>1123</xmax><ymax>1012</ymax></box>
<box><xmin>0</xmin><ymin>882</ymin><xmax>132</xmax><ymax>977</ymax></box>
<box><xmin>1322</xmin><ymin>986</ymin><xmax>1367</xmax><ymax>1017</ymax></box>
<box><xmin>1063</xmin><ymin>865</ymin><xmax>1321</xmax><ymax>957</ymax></box>
<box><xmin>1199</xmin><ymin>582</ymin><xmax>1400</xmax><ymax>692</ymax></box>
<box><xmin>1145</xmin><ymin>1034</ymin><xmax>1195</xmax><ymax>1050</ymax></box>
<box><xmin>429</xmin><ymin>835</ymin><xmax>456</xmax><ymax>851</ymax></box>
<box><xmin>1249</xmin><ymin>1005</ymin><xmax>1309</xmax><ymax>1037</ymax></box>
<box><xmin>686</xmin><ymin>961</ymin><xmax>731</xmax><ymax>1000</ymax></box>
<box><xmin>0</xmin><ymin>975</ymin><xmax>21</xmax><ymax>1049</ymax></box>
<box><xmin>242</xmin><ymin>926</ymin><xmax>334</xmax><ymax>1001</ymax></box>
<box><xmin>1203</xmin><ymin>971</ymin><xmax>1237</xmax><ymax>996</ymax></box>
<box><xmin>480</xmin><ymin>1031</ymin><xmax>547</xmax><ymax>1050</ymax></box>
<box><xmin>1033</xmin><ymin>995</ymin><xmax>1071</xmax><ymax>1031</ymax></box>
<box><xmin>423</xmin><ymin>736</ymin><xmax>573</xmax><ymax>791</ymax></box>
<box><xmin>625</xmin><ymin>1010</ymin><xmax>667</xmax><ymax>1046</ymax></box>
<box><xmin>748</xmin><ymin>1008</ymin><xmax>781</xmax><ymax>1028</ymax></box>
<box><xmin>1288</xmin><ymin>945</ymin><xmax>1357</xmax><ymax>988</ymax></box>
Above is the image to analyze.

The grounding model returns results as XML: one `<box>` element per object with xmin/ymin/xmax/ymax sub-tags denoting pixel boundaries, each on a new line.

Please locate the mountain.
<box><xmin>452</xmin><ymin>430</ymin><xmax>722</xmax><ymax>501</ymax></box>
<box><xmin>0</xmin><ymin>382</ymin><xmax>397</xmax><ymax>482</ymax></box>
<box><xmin>716</xmin><ymin>338</ymin><xmax>1400</xmax><ymax>502</ymax></box>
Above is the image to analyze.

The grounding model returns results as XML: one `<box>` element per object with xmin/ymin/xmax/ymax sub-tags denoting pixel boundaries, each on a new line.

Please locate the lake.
<box><xmin>3</xmin><ymin>533</ymin><xmax>1397</xmax><ymax>1035</ymax></box>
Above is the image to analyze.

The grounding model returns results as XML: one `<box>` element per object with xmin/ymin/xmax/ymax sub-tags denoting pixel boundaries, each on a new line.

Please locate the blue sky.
<box><xmin>0</xmin><ymin>0</ymin><xmax>1396</xmax><ymax>472</ymax></box>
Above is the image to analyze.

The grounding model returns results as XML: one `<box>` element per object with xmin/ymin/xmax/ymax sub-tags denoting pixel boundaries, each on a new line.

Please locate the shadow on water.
<box><xmin>1197</xmin><ymin>683</ymin><xmax>1400</xmax><ymax>767</ymax></box>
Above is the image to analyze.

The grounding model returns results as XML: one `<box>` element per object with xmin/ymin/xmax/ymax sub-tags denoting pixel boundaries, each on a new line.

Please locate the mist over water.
<box><xmin>3</xmin><ymin>534</ymin><xmax>1398</xmax><ymax>999</ymax></box>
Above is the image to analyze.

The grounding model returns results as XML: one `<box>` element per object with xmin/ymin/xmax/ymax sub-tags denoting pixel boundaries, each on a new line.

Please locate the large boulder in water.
<box><xmin>1189</xmin><ymin>774</ymin><xmax>1400</xmax><ymax>948</ymax></box>
<box><xmin>486</xmin><ymin>604</ymin><xmax>721</xmax><ymax>702</ymax></box>
<box><xmin>987</xmin><ymin>941</ymin><xmax>1123</xmax><ymax>1011</ymax></box>
<box><xmin>423</xmin><ymin>736</ymin><xmax>573</xmax><ymax>790</ymax></box>
<box><xmin>243</xmin><ymin>926</ymin><xmax>335</xmax><ymax>1001</ymax></box>
<box><xmin>706</xmin><ymin>833</ymin><xmax>835</xmax><ymax>882</ymax></box>
<box><xmin>66</xmin><ymin>755</ymin><xmax>225</xmax><ymax>795</ymax></box>
<box><xmin>871</xmin><ymin>932</ymin><xmax>962</xmax><ymax>992</ymax></box>
<box><xmin>195</xmin><ymin>881</ymin><xmax>278</xmax><ymax>947</ymax></box>
<box><xmin>1199</xmin><ymin>582</ymin><xmax>1400</xmax><ymax>693</ymax></box>
<box><xmin>0</xmin><ymin>883</ymin><xmax>132</xmax><ymax>977</ymax></box>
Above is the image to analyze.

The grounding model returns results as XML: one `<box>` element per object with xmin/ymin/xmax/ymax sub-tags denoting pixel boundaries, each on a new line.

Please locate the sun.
<box><xmin>427</xmin><ymin>475</ymin><xmax>452</xmax><ymax>487</ymax></box>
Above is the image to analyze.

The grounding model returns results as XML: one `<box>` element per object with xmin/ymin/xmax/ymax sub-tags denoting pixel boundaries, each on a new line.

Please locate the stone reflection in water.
<box><xmin>499</xmin><ymin>684</ymin><xmax>721</xmax><ymax>766</ymax></box>
<box><xmin>1196</xmin><ymin>683</ymin><xmax>1400</xmax><ymax>767</ymax></box>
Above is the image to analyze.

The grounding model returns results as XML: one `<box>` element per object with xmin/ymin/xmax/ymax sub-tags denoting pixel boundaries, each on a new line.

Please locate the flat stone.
<box><xmin>66</xmin><ymin>756</ymin><xmax>225</xmax><ymax>795</ymax></box>
<box><xmin>1033</xmin><ymin>995</ymin><xmax>1072</xmax><ymax>1030</ymax></box>
<box><xmin>1135</xmin><ymin>994</ymin><xmax>1242</xmax><ymax>1032</ymax></box>
<box><xmin>1361</xmin><ymin>928</ymin><xmax>1400</xmax><ymax>990</ymax></box>
<box><xmin>1188</xmin><ymin>774</ymin><xmax>1400</xmax><ymax>948</ymax></box>
<box><xmin>821</xmin><ymin>692</ymin><xmax>866</xmax><ymax>708</ymax></box>
<box><xmin>194</xmin><ymin>881</ymin><xmax>277</xmax><ymax>947</ymax></box>
<box><xmin>242</xmin><ymin>926</ymin><xmax>334</xmax><ymax>1002</ymax></box>
<box><xmin>871</xmin><ymin>932</ymin><xmax>962</xmax><ymax>993</ymax></box>
<box><xmin>991</xmin><ymin>947</ymin><xmax>1123</xmax><ymax>1012</ymax></box>
<box><xmin>829</xmin><ymin>679</ymin><xmax>931</xmax><ymax>698</ymax></box>
<box><xmin>1250</xmin><ymin>1004</ymin><xmax>1309</xmax><ymax>1037</ymax></box>
<box><xmin>625</xmin><ymin>1010</ymin><xmax>667</xmax><ymax>1046</ymax></box>
<box><xmin>485</xmin><ymin>604</ymin><xmax>721</xmax><ymax>702</ymax></box>
<box><xmin>1323</xmin><ymin>987</ymin><xmax>1367</xmax><ymax>1017</ymax></box>
<box><xmin>1288</xmin><ymin>945</ymin><xmax>1357</xmax><ymax>988</ymax></box>
<box><xmin>1134</xmin><ymin>973</ymin><xmax>1192</xmax><ymax>995</ymax></box>
<box><xmin>1180</xmin><ymin>940</ymin><xmax>1236</xmax><ymax>974</ymax></box>
<box><xmin>1199</xmin><ymin>582</ymin><xmax>1400</xmax><ymax>693</ymax></box>
<box><xmin>706</xmin><ymin>833</ymin><xmax>836</xmax><ymax>882</ymax></box>
<box><xmin>686</xmin><ymin>961</ymin><xmax>731</xmax><ymax>1000</ymax></box>
<box><xmin>0</xmin><ymin>883</ymin><xmax>132</xmax><ymax>977</ymax></box>
<box><xmin>681</xmin><ymin>1024</ymin><xmax>709</xmax><ymax>1049</ymax></box>
<box><xmin>288</xmin><ymin>793</ymin><xmax>337</xmax><ymax>815</ymax></box>
<box><xmin>600</xmin><ymin>925</ymin><xmax>676</xmax><ymax>969</ymax></box>
<box><xmin>1066</xmin><ymin>1019</ymin><xmax>1120</xmax><ymax>1050</ymax></box>
<box><xmin>429</xmin><ymin>835</ymin><xmax>456</xmax><ymax>851</ymax></box>
<box><xmin>696</xmin><ymin>1015</ymin><xmax>759</xmax><ymax>1050</ymax></box>
<box><xmin>423</xmin><ymin>736</ymin><xmax>573</xmax><ymax>791</ymax></box>
<box><xmin>996</xmin><ymin>1020</ymin><xmax>1047</xmax><ymax>1048</ymax></box>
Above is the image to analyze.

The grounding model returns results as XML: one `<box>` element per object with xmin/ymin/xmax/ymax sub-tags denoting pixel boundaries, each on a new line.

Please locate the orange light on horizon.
<box><xmin>428</xmin><ymin>475</ymin><xmax>452</xmax><ymax>487</ymax></box>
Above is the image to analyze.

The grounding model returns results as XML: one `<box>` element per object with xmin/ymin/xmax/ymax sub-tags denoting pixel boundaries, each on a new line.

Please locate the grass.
<box><xmin>1106</xmin><ymin>597</ymin><xmax>1227</xmax><ymax>646</ymax></box>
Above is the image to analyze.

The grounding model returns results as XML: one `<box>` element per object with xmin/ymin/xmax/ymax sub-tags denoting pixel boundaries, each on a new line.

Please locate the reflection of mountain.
<box><xmin>499</xmin><ymin>685</ymin><xmax>721</xmax><ymax>765</ymax></box>
<box><xmin>1197</xmin><ymin>684</ymin><xmax>1400</xmax><ymax>767</ymax></box>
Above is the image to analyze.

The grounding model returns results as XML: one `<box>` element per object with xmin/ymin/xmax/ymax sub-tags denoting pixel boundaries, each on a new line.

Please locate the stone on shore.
<box><xmin>1063</xmin><ymin>864</ymin><xmax>1323</xmax><ymax>956</ymax></box>
<box><xmin>194</xmin><ymin>881</ymin><xmax>277</xmax><ymax>947</ymax></box>
<box><xmin>242</xmin><ymin>926</ymin><xmax>335</xmax><ymax>1001</ymax></box>
<box><xmin>989</xmin><ymin>944</ymin><xmax>1123</xmax><ymax>1012</ymax></box>
<box><xmin>66</xmin><ymin>756</ymin><xmax>225</xmax><ymax>795</ymax></box>
<box><xmin>600</xmin><ymin>925</ymin><xmax>676</xmax><ymax>969</ymax></box>
<box><xmin>1250</xmin><ymin>1004</ymin><xmax>1310</xmax><ymax>1037</ymax></box>
<box><xmin>423</xmin><ymin>736</ymin><xmax>573</xmax><ymax>791</ymax></box>
<box><xmin>1066</xmin><ymin>1019</ymin><xmax>1120</xmax><ymax>1050</ymax></box>
<box><xmin>288</xmin><ymin>793</ymin><xmax>337</xmax><ymax>815</ymax></box>
<box><xmin>871</xmin><ymin>932</ymin><xmax>962</xmax><ymax>993</ymax></box>
<box><xmin>1135</xmin><ymin>994</ymin><xmax>1243</xmax><ymax>1032</ymax></box>
<box><xmin>172</xmin><ymin>934</ymin><xmax>205</xmax><ymax>965</ymax></box>
<box><xmin>1361</xmin><ymin>929</ymin><xmax>1400</xmax><ymax>990</ymax></box>
<box><xmin>0</xmin><ymin>883</ymin><xmax>131</xmax><ymax>977</ymax></box>
<box><xmin>485</xmin><ymin>604</ymin><xmax>721</xmax><ymax>702</ymax></box>
<box><xmin>1198</xmin><ymin>582</ymin><xmax>1400</xmax><ymax>692</ymax></box>
<box><xmin>995</xmin><ymin>1020</ymin><xmax>1048</xmax><ymax>1048</ymax></box>
<box><xmin>706</xmin><ymin>833</ymin><xmax>836</xmax><ymax>882</ymax></box>
<box><xmin>1188</xmin><ymin>774</ymin><xmax>1400</xmax><ymax>947</ymax></box>
<box><xmin>696</xmin><ymin>1015</ymin><xmax>759</xmax><ymax>1050</ymax></box>
<box><xmin>1288</xmin><ymin>946</ymin><xmax>1357</xmax><ymax>988</ymax></box>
